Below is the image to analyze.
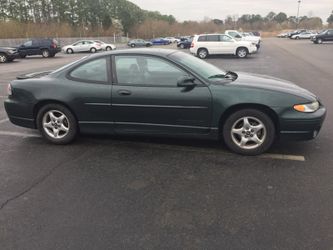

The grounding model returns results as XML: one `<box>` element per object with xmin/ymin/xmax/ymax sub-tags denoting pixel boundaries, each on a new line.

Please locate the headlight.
<box><xmin>294</xmin><ymin>101</ymin><xmax>319</xmax><ymax>113</ymax></box>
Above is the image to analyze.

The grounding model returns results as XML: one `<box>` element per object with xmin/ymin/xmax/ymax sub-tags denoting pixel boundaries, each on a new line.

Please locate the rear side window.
<box><xmin>23</xmin><ymin>41</ymin><xmax>32</xmax><ymax>46</ymax></box>
<box><xmin>198</xmin><ymin>36</ymin><xmax>206</xmax><ymax>42</ymax></box>
<box><xmin>69</xmin><ymin>58</ymin><xmax>108</xmax><ymax>83</ymax></box>
<box><xmin>206</xmin><ymin>35</ymin><xmax>219</xmax><ymax>41</ymax></box>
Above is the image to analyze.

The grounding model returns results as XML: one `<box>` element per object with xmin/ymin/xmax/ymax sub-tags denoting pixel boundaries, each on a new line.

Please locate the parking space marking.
<box><xmin>0</xmin><ymin>96</ymin><xmax>7</xmax><ymax>98</ymax></box>
<box><xmin>259</xmin><ymin>153</ymin><xmax>305</xmax><ymax>162</ymax></box>
<box><xmin>0</xmin><ymin>130</ymin><xmax>306</xmax><ymax>162</ymax></box>
<box><xmin>0</xmin><ymin>130</ymin><xmax>40</xmax><ymax>138</ymax></box>
<box><xmin>0</xmin><ymin>118</ymin><xmax>9</xmax><ymax>124</ymax></box>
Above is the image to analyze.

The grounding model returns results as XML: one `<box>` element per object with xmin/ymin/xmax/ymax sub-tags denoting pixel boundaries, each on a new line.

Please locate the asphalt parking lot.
<box><xmin>0</xmin><ymin>39</ymin><xmax>333</xmax><ymax>249</ymax></box>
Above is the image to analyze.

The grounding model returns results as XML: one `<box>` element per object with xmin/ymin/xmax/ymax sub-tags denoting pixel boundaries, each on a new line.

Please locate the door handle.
<box><xmin>118</xmin><ymin>90</ymin><xmax>132</xmax><ymax>96</ymax></box>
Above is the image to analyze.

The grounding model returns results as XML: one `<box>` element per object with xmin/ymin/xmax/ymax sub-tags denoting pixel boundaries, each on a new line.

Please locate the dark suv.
<box><xmin>311</xmin><ymin>29</ymin><xmax>333</xmax><ymax>44</ymax></box>
<box><xmin>18</xmin><ymin>38</ymin><xmax>61</xmax><ymax>58</ymax></box>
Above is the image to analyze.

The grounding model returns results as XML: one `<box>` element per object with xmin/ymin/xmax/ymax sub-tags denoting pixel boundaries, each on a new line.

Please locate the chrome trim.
<box><xmin>84</xmin><ymin>103</ymin><xmax>111</xmax><ymax>106</ymax></box>
<box><xmin>112</xmin><ymin>104</ymin><xmax>208</xmax><ymax>109</ymax></box>
<box><xmin>79</xmin><ymin>121</ymin><xmax>212</xmax><ymax>130</ymax></box>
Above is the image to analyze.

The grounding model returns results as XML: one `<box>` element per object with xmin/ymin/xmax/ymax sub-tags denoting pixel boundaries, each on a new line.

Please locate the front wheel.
<box><xmin>106</xmin><ymin>46</ymin><xmax>112</xmax><ymax>51</ymax></box>
<box><xmin>317</xmin><ymin>38</ymin><xmax>323</xmax><ymax>44</ymax></box>
<box><xmin>236</xmin><ymin>47</ymin><xmax>248</xmax><ymax>58</ymax></box>
<box><xmin>37</xmin><ymin>104</ymin><xmax>78</xmax><ymax>144</ymax></box>
<box><xmin>0</xmin><ymin>53</ymin><xmax>8</xmax><ymax>63</ymax></box>
<box><xmin>66</xmin><ymin>48</ymin><xmax>74</xmax><ymax>54</ymax></box>
<box><xmin>90</xmin><ymin>47</ymin><xmax>97</xmax><ymax>53</ymax></box>
<box><xmin>180</xmin><ymin>44</ymin><xmax>185</xmax><ymax>49</ymax></box>
<box><xmin>222</xmin><ymin>109</ymin><xmax>275</xmax><ymax>155</ymax></box>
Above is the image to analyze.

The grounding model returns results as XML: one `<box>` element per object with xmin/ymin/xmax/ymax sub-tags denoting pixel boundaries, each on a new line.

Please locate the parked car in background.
<box><xmin>287</xmin><ymin>29</ymin><xmax>307</xmax><ymax>38</ymax></box>
<box><xmin>311</xmin><ymin>29</ymin><xmax>333</xmax><ymax>44</ymax></box>
<box><xmin>225</xmin><ymin>30</ymin><xmax>261</xmax><ymax>49</ymax></box>
<box><xmin>277</xmin><ymin>32</ymin><xmax>289</xmax><ymax>38</ymax></box>
<box><xmin>0</xmin><ymin>47</ymin><xmax>18</xmax><ymax>63</ymax></box>
<box><xmin>250</xmin><ymin>31</ymin><xmax>261</xmax><ymax>37</ymax></box>
<box><xmin>164</xmin><ymin>37</ymin><xmax>180</xmax><ymax>43</ymax></box>
<box><xmin>151</xmin><ymin>38</ymin><xmax>171</xmax><ymax>45</ymax></box>
<box><xmin>127</xmin><ymin>39</ymin><xmax>153</xmax><ymax>48</ymax></box>
<box><xmin>62</xmin><ymin>40</ymin><xmax>102</xmax><ymax>54</ymax></box>
<box><xmin>94</xmin><ymin>40</ymin><xmax>116</xmax><ymax>51</ymax></box>
<box><xmin>17</xmin><ymin>38</ymin><xmax>61</xmax><ymax>58</ymax></box>
<box><xmin>4</xmin><ymin>49</ymin><xmax>326</xmax><ymax>155</ymax></box>
<box><xmin>190</xmin><ymin>34</ymin><xmax>257</xmax><ymax>59</ymax></box>
<box><xmin>177</xmin><ymin>37</ymin><xmax>193</xmax><ymax>49</ymax></box>
<box><xmin>291</xmin><ymin>31</ymin><xmax>317</xmax><ymax>39</ymax></box>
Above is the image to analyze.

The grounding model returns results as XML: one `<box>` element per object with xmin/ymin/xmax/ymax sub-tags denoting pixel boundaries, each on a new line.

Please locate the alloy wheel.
<box><xmin>230</xmin><ymin>116</ymin><xmax>266</xmax><ymax>150</ymax></box>
<box><xmin>237</xmin><ymin>49</ymin><xmax>247</xmax><ymax>58</ymax></box>
<box><xmin>42</xmin><ymin>110</ymin><xmax>70</xmax><ymax>139</ymax></box>
<box><xmin>0</xmin><ymin>54</ymin><xmax>7</xmax><ymax>63</ymax></box>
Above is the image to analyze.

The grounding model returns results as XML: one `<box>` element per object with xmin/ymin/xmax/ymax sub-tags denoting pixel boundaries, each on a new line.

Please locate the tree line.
<box><xmin>0</xmin><ymin>0</ymin><xmax>332</xmax><ymax>39</ymax></box>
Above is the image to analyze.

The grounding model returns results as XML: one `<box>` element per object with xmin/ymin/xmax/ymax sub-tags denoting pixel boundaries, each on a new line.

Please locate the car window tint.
<box><xmin>220</xmin><ymin>35</ymin><xmax>233</xmax><ymax>42</ymax></box>
<box><xmin>115</xmin><ymin>56</ymin><xmax>187</xmax><ymax>86</ymax></box>
<box><xmin>70</xmin><ymin>58</ymin><xmax>108</xmax><ymax>82</ymax></box>
<box><xmin>198</xmin><ymin>36</ymin><xmax>206</xmax><ymax>42</ymax></box>
<box><xmin>206</xmin><ymin>35</ymin><xmax>219</xmax><ymax>41</ymax></box>
<box><xmin>24</xmin><ymin>41</ymin><xmax>32</xmax><ymax>46</ymax></box>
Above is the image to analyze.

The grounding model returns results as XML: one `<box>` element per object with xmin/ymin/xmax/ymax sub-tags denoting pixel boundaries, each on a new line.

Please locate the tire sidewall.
<box><xmin>67</xmin><ymin>48</ymin><xmax>73</xmax><ymax>54</ymax></box>
<box><xmin>0</xmin><ymin>53</ymin><xmax>8</xmax><ymax>63</ymax></box>
<box><xmin>198</xmin><ymin>49</ymin><xmax>208</xmax><ymax>59</ymax></box>
<box><xmin>237</xmin><ymin>48</ymin><xmax>248</xmax><ymax>58</ymax></box>
<box><xmin>222</xmin><ymin>109</ymin><xmax>275</xmax><ymax>155</ymax></box>
<box><xmin>90</xmin><ymin>47</ymin><xmax>97</xmax><ymax>53</ymax></box>
<box><xmin>37</xmin><ymin>104</ymin><xmax>77</xmax><ymax>144</ymax></box>
<box><xmin>42</xmin><ymin>49</ymin><xmax>50</xmax><ymax>58</ymax></box>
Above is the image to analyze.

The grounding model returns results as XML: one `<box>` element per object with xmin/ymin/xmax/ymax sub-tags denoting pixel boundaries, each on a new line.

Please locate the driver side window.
<box><xmin>115</xmin><ymin>56</ymin><xmax>188</xmax><ymax>86</ymax></box>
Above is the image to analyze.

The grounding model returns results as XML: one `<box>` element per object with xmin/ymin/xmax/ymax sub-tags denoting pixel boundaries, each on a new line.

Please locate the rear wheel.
<box><xmin>236</xmin><ymin>47</ymin><xmax>248</xmax><ymax>58</ymax></box>
<box><xmin>197</xmin><ymin>48</ymin><xmax>208</xmax><ymax>59</ymax></box>
<box><xmin>0</xmin><ymin>53</ymin><xmax>8</xmax><ymax>63</ymax></box>
<box><xmin>222</xmin><ymin>109</ymin><xmax>275</xmax><ymax>155</ymax></box>
<box><xmin>37</xmin><ymin>104</ymin><xmax>77</xmax><ymax>144</ymax></box>
<box><xmin>42</xmin><ymin>49</ymin><xmax>50</xmax><ymax>58</ymax></box>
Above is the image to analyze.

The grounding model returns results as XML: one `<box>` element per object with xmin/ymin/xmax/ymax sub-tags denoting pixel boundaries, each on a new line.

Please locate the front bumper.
<box><xmin>279</xmin><ymin>106</ymin><xmax>326</xmax><ymax>141</ymax></box>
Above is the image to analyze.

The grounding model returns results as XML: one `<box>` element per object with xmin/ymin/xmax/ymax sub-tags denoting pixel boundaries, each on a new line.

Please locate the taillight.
<box><xmin>7</xmin><ymin>84</ymin><xmax>12</xmax><ymax>96</ymax></box>
<box><xmin>51</xmin><ymin>43</ymin><xmax>56</xmax><ymax>48</ymax></box>
<box><xmin>191</xmin><ymin>42</ymin><xmax>194</xmax><ymax>48</ymax></box>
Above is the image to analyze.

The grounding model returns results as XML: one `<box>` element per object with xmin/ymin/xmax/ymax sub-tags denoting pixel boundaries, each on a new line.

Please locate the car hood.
<box><xmin>229</xmin><ymin>72</ymin><xmax>317</xmax><ymax>100</ymax></box>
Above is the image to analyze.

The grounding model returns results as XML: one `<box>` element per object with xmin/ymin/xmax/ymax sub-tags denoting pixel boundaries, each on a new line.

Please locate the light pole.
<box><xmin>296</xmin><ymin>0</ymin><xmax>301</xmax><ymax>29</ymax></box>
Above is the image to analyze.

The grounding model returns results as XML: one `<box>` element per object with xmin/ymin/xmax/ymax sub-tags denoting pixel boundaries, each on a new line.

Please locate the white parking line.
<box><xmin>0</xmin><ymin>118</ymin><xmax>9</xmax><ymax>124</ymax></box>
<box><xmin>0</xmin><ymin>130</ymin><xmax>40</xmax><ymax>138</ymax></box>
<box><xmin>0</xmin><ymin>96</ymin><xmax>7</xmax><ymax>98</ymax></box>
<box><xmin>0</xmin><ymin>130</ymin><xmax>305</xmax><ymax>162</ymax></box>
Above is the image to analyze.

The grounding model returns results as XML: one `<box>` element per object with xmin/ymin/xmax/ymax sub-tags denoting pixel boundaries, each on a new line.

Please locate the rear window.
<box><xmin>198</xmin><ymin>36</ymin><xmax>206</xmax><ymax>42</ymax></box>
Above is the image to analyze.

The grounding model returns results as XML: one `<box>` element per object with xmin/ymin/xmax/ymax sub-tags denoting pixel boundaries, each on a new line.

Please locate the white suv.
<box><xmin>190</xmin><ymin>34</ymin><xmax>257</xmax><ymax>59</ymax></box>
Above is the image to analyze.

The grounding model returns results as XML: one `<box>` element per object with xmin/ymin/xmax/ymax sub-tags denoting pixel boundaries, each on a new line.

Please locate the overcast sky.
<box><xmin>130</xmin><ymin>0</ymin><xmax>332</xmax><ymax>22</ymax></box>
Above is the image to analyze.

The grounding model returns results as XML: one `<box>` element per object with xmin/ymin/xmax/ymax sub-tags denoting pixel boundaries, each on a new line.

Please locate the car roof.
<box><xmin>88</xmin><ymin>48</ymin><xmax>178</xmax><ymax>59</ymax></box>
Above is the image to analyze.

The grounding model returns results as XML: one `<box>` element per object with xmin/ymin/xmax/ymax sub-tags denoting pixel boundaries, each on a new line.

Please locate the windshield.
<box><xmin>170</xmin><ymin>52</ymin><xmax>226</xmax><ymax>81</ymax></box>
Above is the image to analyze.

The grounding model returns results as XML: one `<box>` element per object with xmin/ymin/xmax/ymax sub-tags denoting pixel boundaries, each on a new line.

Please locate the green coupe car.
<box><xmin>4</xmin><ymin>49</ymin><xmax>326</xmax><ymax>155</ymax></box>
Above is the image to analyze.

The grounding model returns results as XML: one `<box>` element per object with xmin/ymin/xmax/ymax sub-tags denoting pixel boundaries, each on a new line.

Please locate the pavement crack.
<box><xmin>0</xmin><ymin>148</ymin><xmax>91</xmax><ymax>211</ymax></box>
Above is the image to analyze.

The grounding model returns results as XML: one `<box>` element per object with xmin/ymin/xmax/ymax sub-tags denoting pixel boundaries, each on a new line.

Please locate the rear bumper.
<box><xmin>279</xmin><ymin>107</ymin><xmax>326</xmax><ymax>141</ymax></box>
<box><xmin>4</xmin><ymin>98</ymin><xmax>36</xmax><ymax>129</ymax></box>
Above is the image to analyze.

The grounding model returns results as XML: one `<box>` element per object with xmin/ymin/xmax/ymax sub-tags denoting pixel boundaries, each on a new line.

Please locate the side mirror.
<box><xmin>177</xmin><ymin>76</ymin><xmax>196</xmax><ymax>87</ymax></box>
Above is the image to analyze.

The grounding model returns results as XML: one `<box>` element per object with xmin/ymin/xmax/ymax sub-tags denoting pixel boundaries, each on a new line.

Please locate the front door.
<box><xmin>111</xmin><ymin>55</ymin><xmax>212</xmax><ymax>135</ymax></box>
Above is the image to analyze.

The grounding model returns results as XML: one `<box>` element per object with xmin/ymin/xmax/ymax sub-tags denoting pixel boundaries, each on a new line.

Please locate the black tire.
<box><xmin>42</xmin><ymin>49</ymin><xmax>50</xmax><ymax>58</ymax></box>
<box><xmin>197</xmin><ymin>48</ymin><xmax>208</xmax><ymax>59</ymax></box>
<box><xmin>49</xmin><ymin>53</ymin><xmax>55</xmax><ymax>57</ymax></box>
<box><xmin>222</xmin><ymin>109</ymin><xmax>275</xmax><ymax>155</ymax></box>
<box><xmin>19</xmin><ymin>54</ymin><xmax>26</xmax><ymax>58</ymax></box>
<box><xmin>180</xmin><ymin>44</ymin><xmax>185</xmax><ymax>49</ymax></box>
<box><xmin>145</xmin><ymin>43</ymin><xmax>151</xmax><ymax>47</ymax></box>
<box><xmin>296</xmin><ymin>36</ymin><xmax>299</xmax><ymax>40</ymax></box>
<box><xmin>236</xmin><ymin>47</ymin><xmax>248</xmax><ymax>58</ymax></box>
<box><xmin>66</xmin><ymin>48</ymin><xmax>74</xmax><ymax>54</ymax></box>
<box><xmin>90</xmin><ymin>47</ymin><xmax>97</xmax><ymax>53</ymax></box>
<box><xmin>37</xmin><ymin>104</ymin><xmax>78</xmax><ymax>145</ymax></box>
<box><xmin>131</xmin><ymin>44</ymin><xmax>136</xmax><ymax>48</ymax></box>
<box><xmin>317</xmin><ymin>38</ymin><xmax>323</xmax><ymax>44</ymax></box>
<box><xmin>106</xmin><ymin>46</ymin><xmax>112</xmax><ymax>51</ymax></box>
<box><xmin>0</xmin><ymin>53</ymin><xmax>8</xmax><ymax>63</ymax></box>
